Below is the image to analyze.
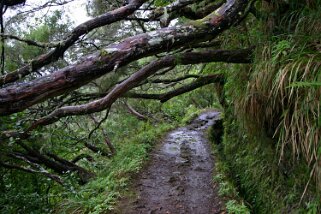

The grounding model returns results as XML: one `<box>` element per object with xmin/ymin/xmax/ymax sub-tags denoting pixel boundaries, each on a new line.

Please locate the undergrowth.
<box><xmin>210</xmin><ymin>137</ymin><xmax>250</xmax><ymax>214</ymax></box>
<box><xmin>213</xmin><ymin>1</ymin><xmax>321</xmax><ymax>213</ymax></box>
<box><xmin>54</xmin><ymin>122</ymin><xmax>174</xmax><ymax>213</ymax></box>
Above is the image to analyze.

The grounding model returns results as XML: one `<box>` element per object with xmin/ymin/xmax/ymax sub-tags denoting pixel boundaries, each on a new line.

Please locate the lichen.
<box><xmin>105</xmin><ymin>47</ymin><xmax>119</xmax><ymax>53</ymax></box>
<box><xmin>99</xmin><ymin>49</ymin><xmax>109</xmax><ymax>57</ymax></box>
<box><xmin>147</xmin><ymin>31</ymin><xmax>159</xmax><ymax>37</ymax></box>
<box><xmin>148</xmin><ymin>37</ymin><xmax>164</xmax><ymax>46</ymax></box>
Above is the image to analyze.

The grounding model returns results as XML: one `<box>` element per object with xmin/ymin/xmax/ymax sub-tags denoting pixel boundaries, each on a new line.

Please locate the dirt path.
<box><xmin>118</xmin><ymin>111</ymin><xmax>223</xmax><ymax>214</ymax></box>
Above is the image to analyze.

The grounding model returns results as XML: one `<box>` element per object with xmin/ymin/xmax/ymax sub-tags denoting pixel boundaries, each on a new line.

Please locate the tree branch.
<box><xmin>177</xmin><ymin>1</ymin><xmax>224</xmax><ymax>20</ymax></box>
<box><xmin>0</xmin><ymin>0</ymin><xmax>252</xmax><ymax>115</ymax></box>
<box><xmin>3</xmin><ymin>151</ymin><xmax>66</xmax><ymax>184</ymax></box>
<box><xmin>124</xmin><ymin>101</ymin><xmax>149</xmax><ymax>121</ymax></box>
<box><xmin>125</xmin><ymin>74</ymin><xmax>223</xmax><ymax>102</ymax></box>
<box><xmin>149</xmin><ymin>74</ymin><xmax>200</xmax><ymax>84</ymax></box>
<box><xmin>1</xmin><ymin>48</ymin><xmax>252</xmax><ymax>139</ymax></box>
<box><xmin>0</xmin><ymin>161</ymin><xmax>64</xmax><ymax>185</ymax></box>
<box><xmin>0</xmin><ymin>33</ymin><xmax>58</xmax><ymax>48</ymax></box>
<box><xmin>88</xmin><ymin>113</ymin><xmax>116</xmax><ymax>155</ymax></box>
<box><xmin>0</xmin><ymin>0</ymin><xmax>147</xmax><ymax>86</ymax></box>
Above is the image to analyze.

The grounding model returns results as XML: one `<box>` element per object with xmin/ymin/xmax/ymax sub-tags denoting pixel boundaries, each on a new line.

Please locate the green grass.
<box><xmin>226</xmin><ymin>200</ymin><xmax>250</xmax><ymax>214</ymax></box>
<box><xmin>208</xmin><ymin>126</ymin><xmax>251</xmax><ymax>214</ymax></box>
<box><xmin>216</xmin><ymin>111</ymin><xmax>320</xmax><ymax>213</ymax></box>
<box><xmin>54</xmin><ymin>122</ymin><xmax>173</xmax><ymax>213</ymax></box>
<box><xmin>213</xmin><ymin>2</ymin><xmax>321</xmax><ymax>212</ymax></box>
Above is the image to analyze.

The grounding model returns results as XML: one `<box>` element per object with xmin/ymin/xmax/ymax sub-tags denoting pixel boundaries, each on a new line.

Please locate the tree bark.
<box><xmin>15</xmin><ymin>142</ymin><xmax>95</xmax><ymax>184</ymax></box>
<box><xmin>84</xmin><ymin>142</ymin><xmax>111</xmax><ymax>157</ymax></box>
<box><xmin>0</xmin><ymin>161</ymin><xmax>64</xmax><ymax>185</ymax></box>
<box><xmin>125</xmin><ymin>102</ymin><xmax>149</xmax><ymax>121</ymax></box>
<box><xmin>23</xmin><ymin>49</ymin><xmax>251</xmax><ymax>132</ymax></box>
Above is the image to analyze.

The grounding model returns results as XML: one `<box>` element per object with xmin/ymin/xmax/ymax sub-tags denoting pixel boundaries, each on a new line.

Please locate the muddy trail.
<box><xmin>117</xmin><ymin>111</ymin><xmax>223</xmax><ymax>214</ymax></box>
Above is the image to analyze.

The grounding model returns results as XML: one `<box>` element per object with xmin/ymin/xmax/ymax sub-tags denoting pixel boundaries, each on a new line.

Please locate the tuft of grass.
<box><xmin>180</xmin><ymin>105</ymin><xmax>202</xmax><ymax>125</ymax></box>
<box><xmin>229</xmin><ymin>5</ymin><xmax>321</xmax><ymax>188</ymax></box>
<box><xmin>226</xmin><ymin>200</ymin><xmax>250</xmax><ymax>214</ymax></box>
<box><xmin>243</xmin><ymin>40</ymin><xmax>321</xmax><ymax>185</ymax></box>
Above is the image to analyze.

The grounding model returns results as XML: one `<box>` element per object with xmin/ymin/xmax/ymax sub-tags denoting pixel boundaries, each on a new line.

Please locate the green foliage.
<box><xmin>243</xmin><ymin>7</ymin><xmax>321</xmax><ymax>183</ymax></box>
<box><xmin>180</xmin><ymin>105</ymin><xmax>202</xmax><ymax>125</ymax></box>
<box><xmin>221</xmin><ymin>38</ymin><xmax>321</xmax><ymax>212</ymax></box>
<box><xmin>54</xmin><ymin>121</ymin><xmax>173</xmax><ymax>213</ymax></box>
<box><xmin>289</xmin><ymin>81</ymin><xmax>321</xmax><ymax>87</ymax></box>
<box><xmin>212</xmin><ymin>1</ymin><xmax>321</xmax><ymax>213</ymax></box>
<box><xmin>225</xmin><ymin>200</ymin><xmax>250</xmax><ymax>214</ymax></box>
<box><xmin>153</xmin><ymin>0</ymin><xmax>175</xmax><ymax>7</ymax></box>
<box><xmin>209</xmin><ymin>129</ymin><xmax>250</xmax><ymax>214</ymax></box>
<box><xmin>4</xmin><ymin>10</ymin><xmax>70</xmax><ymax>72</ymax></box>
<box><xmin>0</xmin><ymin>171</ymin><xmax>57</xmax><ymax>214</ymax></box>
<box><xmin>219</xmin><ymin>112</ymin><xmax>320</xmax><ymax>213</ymax></box>
<box><xmin>160</xmin><ymin>84</ymin><xmax>216</xmax><ymax>122</ymax></box>
<box><xmin>306</xmin><ymin>200</ymin><xmax>320</xmax><ymax>214</ymax></box>
<box><xmin>0</xmin><ymin>114</ymin><xmax>61</xmax><ymax>214</ymax></box>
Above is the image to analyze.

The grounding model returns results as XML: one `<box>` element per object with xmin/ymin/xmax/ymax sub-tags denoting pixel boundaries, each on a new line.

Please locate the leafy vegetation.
<box><xmin>212</xmin><ymin>1</ymin><xmax>321</xmax><ymax>213</ymax></box>
<box><xmin>54</xmin><ymin>122</ymin><xmax>173</xmax><ymax>213</ymax></box>
<box><xmin>211</xmin><ymin>149</ymin><xmax>251</xmax><ymax>214</ymax></box>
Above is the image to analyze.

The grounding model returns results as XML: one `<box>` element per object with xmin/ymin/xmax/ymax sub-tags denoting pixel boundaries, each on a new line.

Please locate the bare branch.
<box><xmin>149</xmin><ymin>74</ymin><xmax>200</xmax><ymax>84</ymax></box>
<box><xmin>88</xmin><ymin>110</ymin><xmax>110</xmax><ymax>139</ymax></box>
<box><xmin>0</xmin><ymin>0</ymin><xmax>252</xmax><ymax>115</ymax></box>
<box><xmin>72</xmin><ymin>154</ymin><xmax>94</xmax><ymax>163</ymax></box>
<box><xmin>0</xmin><ymin>154</ymin><xmax>64</xmax><ymax>185</ymax></box>
<box><xmin>0</xmin><ymin>33</ymin><xmax>58</xmax><ymax>48</ymax></box>
<box><xmin>0</xmin><ymin>0</ymin><xmax>147</xmax><ymax>85</ymax></box>
<box><xmin>124</xmin><ymin>101</ymin><xmax>149</xmax><ymax>121</ymax></box>
<box><xmin>125</xmin><ymin>74</ymin><xmax>223</xmax><ymax>102</ymax></box>
<box><xmin>84</xmin><ymin>142</ymin><xmax>111</xmax><ymax>157</ymax></box>
<box><xmin>0</xmin><ymin>48</ymin><xmax>252</xmax><ymax>141</ymax></box>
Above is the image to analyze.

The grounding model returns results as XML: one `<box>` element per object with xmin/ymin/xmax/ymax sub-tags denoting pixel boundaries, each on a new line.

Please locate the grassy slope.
<box><xmin>212</xmin><ymin>1</ymin><xmax>321</xmax><ymax>213</ymax></box>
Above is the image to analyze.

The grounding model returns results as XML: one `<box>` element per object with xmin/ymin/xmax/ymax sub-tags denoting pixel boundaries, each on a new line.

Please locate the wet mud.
<box><xmin>118</xmin><ymin>111</ymin><xmax>223</xmax><ymax>214</ymax></box>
